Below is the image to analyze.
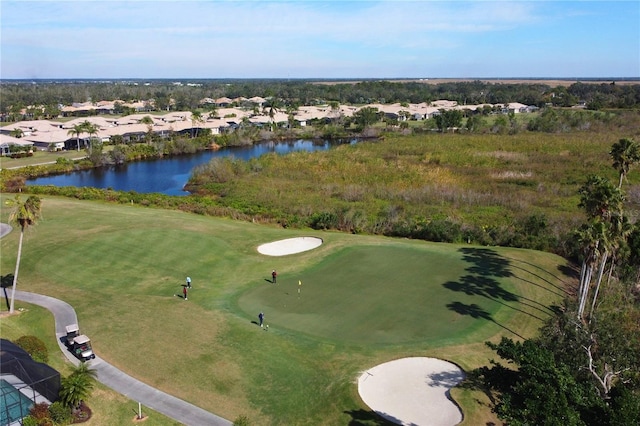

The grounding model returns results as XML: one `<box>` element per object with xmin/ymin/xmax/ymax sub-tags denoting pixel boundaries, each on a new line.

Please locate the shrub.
<box><xmin>15</xmin><ymin>335</ymin><xmax>48</xmax><ymax>363</ymax></box>
<box><xmin>3</xmin><ymin>175</ymin><xmax>26</xmax><ymax>192</ymax></box>
<box><xmin>309</xmin><ymin>211</ymin><xmax>339</xmax><ymax>230</ymax></box>
<box><xmin>191</xmin><ymin>158</ymin><xmax>237</xmax><ymax>184</ymax></box>
<box><xmin>414</xmin><ymin>219</ymin><xmax>463</xmax><ymax>243</ymax></box>
<box><xmin>48</xmin><ymin>401</ymin><xmax>72</xmax><ymax>425</ymax></box>
<box><xmin>21</xmin><ymin>416</ymin><xmax>38</xmax><ymax>426</ymax></box>
<box><xmin>55</xmin><ymin>157</ymin><xmax>73</xmax><ymax>165</ymax></box>
<box><xmin>29</xmin><ymin>402</ymin><xmax>53</xmax><ymax>426</ymax></box>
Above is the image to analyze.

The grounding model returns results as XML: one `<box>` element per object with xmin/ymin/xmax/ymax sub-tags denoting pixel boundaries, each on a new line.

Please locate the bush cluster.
<box><xmin>15</xmin><ymin>335</ymin><xmax>48</xmax><ymax>363</ymax></box>
<box><xmin>21</xmin><ymin>401</ymin><xmax>72</xmax><ymax>426</ymax></box>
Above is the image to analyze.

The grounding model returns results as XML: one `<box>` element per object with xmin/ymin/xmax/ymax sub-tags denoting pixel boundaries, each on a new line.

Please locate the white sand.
<box><xmin>257</xmin><ymin>236</ymin><xmax>323</xmax><ymax>256</ymax></box>
<box><xmin>358</xmin><ymin>357</ymin><xmax>465</xmax><ymax>426</ymax></box>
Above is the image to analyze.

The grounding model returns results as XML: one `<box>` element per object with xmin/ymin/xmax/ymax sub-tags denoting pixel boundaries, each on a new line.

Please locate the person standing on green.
<box><xmin>272</xmin><ymin>270</ymin><xmax>277</xmax><ymax>284</ymax></box>
<box><xmin>186</xmin><ymin>276</ymin><xmax>191</xmax><ymax>288</ymax></box>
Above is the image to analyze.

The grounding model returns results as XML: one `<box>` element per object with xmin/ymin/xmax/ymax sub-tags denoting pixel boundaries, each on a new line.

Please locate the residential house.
<box><xmin>0</xmin><ymin>134</ymin><xmax>35</xmax><ymax>156</ymax></box>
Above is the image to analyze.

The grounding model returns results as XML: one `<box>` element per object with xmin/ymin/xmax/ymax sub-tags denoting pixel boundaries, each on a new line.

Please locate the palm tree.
<box><xmin>207</xmin><ymin>104</ymin><xmax>219</xmax><ymax>119</ymax></box>
<box><xmin>587</xmin><ymin>220</ymin><xmax>611</xmax><ymax>321</ymax></box>
<box><xmin>139</xmin><ymin>115</ymin><xmax>154</xmax><ymax>129</ymax></box>
<box><xmin>139</xmin><ymin>116</ymin><xmax>154</xmax><ymax>144</ymax></box>
<box><xmin>191</xmin><ymin>110</ymin><xmax>204</xmax><ymax>138</ymax></box>
<box><xmin>264</xmin><ymin>99</ymin><xmax>281</xmax><ymax>132</ymax></box>
<box><xmin>82</xmin><ymin>121</ymin><xmax>99</xmax><ymax>155</ymax></box>
<box><xmin>576</xmin><ymin>173</ymin><xmax>626</xmax><ymax>321</ymax></box>
<box><xmin>7</xmin><ymin>195</ymin><xmax>42</xmax><ymax>313</ymax></box>
<box><xmin>59</xmin><ymin>363</ymin><xmax>97</xmax><ymax>410</ymax></box>
<box><xmin>9</xmin><ymin>128</ymin><xmax>24</xmax><ymax>138</ymax></box>
<box><xmin>589</xmin><ymin>213</ymin><xmax>633</xmax><ymax>321</ymax></box>
<box><xmin>610</xmin><ymin>138</ymin><xmax>640</xmax><ymax>188</ymax></box>
<box><xmin>67</xmin><ymin>123</ymin><xmax>85</xmax><ymax>151</ymax></box>
<box><xmin>576</xmin><ymin>221</ymin><xmax>602</xmax><ymax>321</ymax></box>
<box><xmin>578</xmin><ymin>175</ymin><xmax>623</xmax><ymax>221</ymax></box>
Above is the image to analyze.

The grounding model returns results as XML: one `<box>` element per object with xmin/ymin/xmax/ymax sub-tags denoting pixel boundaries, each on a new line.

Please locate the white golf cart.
<box><xmin>65</xmin><ymin>323</ymin><xmax>96</xmax><ymax>361</ymax></box>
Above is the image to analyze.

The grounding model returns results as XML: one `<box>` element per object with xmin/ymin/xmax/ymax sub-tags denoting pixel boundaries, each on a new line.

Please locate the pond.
<box><xmin>28</xmin><ymin>139</ymin><xmax>358</xmax><ymax>196</ymax></box>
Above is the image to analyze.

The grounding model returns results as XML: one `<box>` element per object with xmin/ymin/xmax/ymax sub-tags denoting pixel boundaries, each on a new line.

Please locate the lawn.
<box><xmin>0</xmin><ymin>150</ymin><xmax>87</xmax><ymax>169</ymax></box>
<box><xmin>0</xmin><ymin>195</ymin><xmax>573</xmax><ymax>425</ymax></box>
<box><xmin>236</xmin><ymin>244</ymin><xmax>562</xmax><ymax>346</ymax></box>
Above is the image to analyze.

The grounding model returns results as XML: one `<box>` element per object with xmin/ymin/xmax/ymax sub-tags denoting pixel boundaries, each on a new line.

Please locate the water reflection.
<box><xmin>28</xmin><ymin>139</ymin><xmax>357</xmax><ymax>196</ymax></box>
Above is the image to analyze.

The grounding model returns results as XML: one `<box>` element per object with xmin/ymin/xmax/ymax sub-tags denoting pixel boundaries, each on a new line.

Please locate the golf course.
<box><xmin>0</xmin><ymin>194</ymin><xmax>572</xmax><ymax>425</ymax></box>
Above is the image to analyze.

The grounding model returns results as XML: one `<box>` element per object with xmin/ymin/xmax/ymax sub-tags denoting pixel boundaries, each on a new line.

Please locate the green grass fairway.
<box><xmin>237</xmin><ymin>244</ymin><xmax>561</xmax><ymax>345</ymax></box>
<box><xmin>0</xmin><ymin>195</ymin><xmax>573</xmax><ymax>425</ymax></box>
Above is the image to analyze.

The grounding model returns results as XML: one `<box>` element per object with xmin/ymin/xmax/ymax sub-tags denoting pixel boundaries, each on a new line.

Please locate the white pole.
<box><xmin>138</xmin><ymin>402</ymin><xmax>142</xmax><ymax>419</ymax></box>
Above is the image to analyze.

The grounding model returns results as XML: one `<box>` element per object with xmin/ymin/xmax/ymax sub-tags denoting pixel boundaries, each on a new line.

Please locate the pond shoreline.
<box><xmin>18</xmin><ymin>137</ymin><xmax>372</xmax><ymax>196</ymax></box>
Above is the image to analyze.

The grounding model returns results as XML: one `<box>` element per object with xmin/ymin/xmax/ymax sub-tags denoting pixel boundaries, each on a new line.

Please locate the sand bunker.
<box><xmin>358</xmin><ymin>357</ymin><xmax>465</xmax><ymax>426</ymax></box>
<box><xmin>257</xmin><ymin>237</ymin><xmax>323</xmax><ymax>256</ymax></box>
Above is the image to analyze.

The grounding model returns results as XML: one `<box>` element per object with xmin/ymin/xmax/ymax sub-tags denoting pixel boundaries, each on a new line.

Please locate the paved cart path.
<box><xmin>14</xmin><ymin>290</ymin><xmax>232</xmax><ymax>426</ymax></box>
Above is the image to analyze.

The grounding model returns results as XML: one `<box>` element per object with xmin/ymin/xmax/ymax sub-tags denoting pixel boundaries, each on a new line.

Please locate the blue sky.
<box><xmin>1</xmin><ymin>1</ymin><xmax>639</xmax><ymax>79</ymax></box>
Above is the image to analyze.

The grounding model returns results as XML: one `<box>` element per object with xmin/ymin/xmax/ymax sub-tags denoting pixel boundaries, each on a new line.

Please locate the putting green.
<box><xmin>237</xmin><ymin>244</ymin><xmax>534</xmax><ymax>345</ymax></box>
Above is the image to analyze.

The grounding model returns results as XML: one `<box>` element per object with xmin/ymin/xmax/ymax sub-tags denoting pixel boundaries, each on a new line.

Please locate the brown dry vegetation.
<box><xmin>186</xmin><ymin>113</ymin><xmax>640</xmax><ymax>254</ymax></box>
<box><xmin>313</xmin><ymin>78</ymin><xmax>640</xmax><ymax>87</ymax></box>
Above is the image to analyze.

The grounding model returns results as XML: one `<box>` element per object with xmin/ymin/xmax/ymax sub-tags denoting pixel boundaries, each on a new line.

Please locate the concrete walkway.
<box><xmin>14</xmin><ymin>290</ymin><xmax>232</xmax><ymax>426</ymax></box>
<box><xmin>0</xmin><ymin>223</ymin><xmax>12</xmax><ymax>239</ymax></box>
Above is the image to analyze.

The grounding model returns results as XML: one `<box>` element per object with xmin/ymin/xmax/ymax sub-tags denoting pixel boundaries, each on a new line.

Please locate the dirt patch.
<box><xmin>71</xmin><ymin>402</ymin><xmax>92</xmax><ymax>423</ymax></box>
<box><xmin>312</xmin><ymin>78</ymin><xmax>639</xmax><ymax>87</ymax></box>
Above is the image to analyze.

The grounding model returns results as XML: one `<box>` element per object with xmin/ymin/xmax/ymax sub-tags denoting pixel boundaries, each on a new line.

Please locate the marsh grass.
<box><xmin>187</xmin><ymin>129</ymin><xmax>637</xmax><ymax>247</ymax></box>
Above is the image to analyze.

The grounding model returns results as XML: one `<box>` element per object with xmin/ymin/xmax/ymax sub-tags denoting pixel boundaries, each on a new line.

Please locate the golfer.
<box><xmin>183</xmin><ymin>286</ymin><xmax>188</xmax><ymax>301</ymax></box>
<box><xmin>272</xmin><ymin>270</ymin><xmax>277</xmax><ymax>284</ymax></box>
<box><xmin>258</xmin><ymin>312</ymin><xmax>264</xmax><ymax>327</ymax></box>
<box><xmin>186</xmin><ymin>276</ymin><xmax>192</xmax><ymax>288</ymax></box>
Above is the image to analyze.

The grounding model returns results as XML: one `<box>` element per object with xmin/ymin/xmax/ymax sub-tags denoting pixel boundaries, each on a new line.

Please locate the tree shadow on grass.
<box><xmin>444</xmin><ymin>275</ymin><xmax>553</xmax><ymax>320</ymax></box>
<box><xmin>503</xmin><ymin>256</ymin><xmax>572</xmax><ymax>296</ymax></box>
<box><xmin>459</xmin><ymin>248</ymin><xmax>513</xmax><ymax>279</ymax></box>
<box><xmin>558</xmin><ymin>264</ymin><xmax>580</xmax><ymax>294</ymax></box>
<box><xmin>444</xmin><ymin>274</ymin><xmax>518</xmax><ymax>302</ymax></box>
<box><xmin>1</xmin><ymin>274</ymin><xmax>14</xmax><ymax>311</ymax></box>
<box><xmin>558</xmin><ymin>263</ymin><xmax>579</xmax><ymax>280</ymax></box>
<box><xmin>444</xmin><ymin>247</ymin><xmax>564</xmax><ymax>328</ymax></box>
<box><xmin>446</xmin><ymin>301</ymin><xmax>523</xmax><ymax>339</ymax></box>
<box><xmin>343</xmin><ymin>408</ymin><xmax>405</xmax><ymax>426</ymax></box>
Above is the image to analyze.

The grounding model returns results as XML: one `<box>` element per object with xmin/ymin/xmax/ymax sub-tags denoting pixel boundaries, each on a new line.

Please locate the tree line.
<box><xmin>470</xmin><ymin>139</ymin><xmax>640</xmax><ymax>425</ymax></box>
<box><xmin>2</xmin><ymin>79</ymin><xmax>640</xmax><ymax>121</ymax></box>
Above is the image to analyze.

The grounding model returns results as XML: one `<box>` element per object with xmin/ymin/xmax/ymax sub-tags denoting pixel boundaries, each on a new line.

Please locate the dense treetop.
<box><xmin>2</xmin><ymin>79</ymin><xmax>639</xmax><ymax>117</ymax></box>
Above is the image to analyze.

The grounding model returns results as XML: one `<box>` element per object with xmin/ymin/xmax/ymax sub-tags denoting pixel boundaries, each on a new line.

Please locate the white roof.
<box><xmin>1</xmin><ymin>120</ymin><xmax>61</xmax><ymax>133</ymax></box>
<box><xmin>431</xmin><ymin>100</ymin><xmax>458</xmax><ymax>108</ymax></box>
<box><xmin>22</xmin><ymin>129</ymin><xmax>72</xmax><ymax>144</ymax></box>
<box><xmin>74</xmin><ymin>335</ymin><xmax>91</xmax><ymax>344</ymax></box>
<box><xmin>248</xmin><ymin>96</ymin><xmax>266</xmax><ymax>104</ymax></box>
<box><xmin>0</xmin><ymin>134</ymin><xmax>34</xmax><ymax>147</ymax></box>
<box><xmin>62</xmin><ymin>116</ymin><xmax>113</xmax><ymax>129</ymax></box>
<box><xmin>2</xmin><ymin>98</ymin><xmax>534</xmax><ymax>145</ymax></box>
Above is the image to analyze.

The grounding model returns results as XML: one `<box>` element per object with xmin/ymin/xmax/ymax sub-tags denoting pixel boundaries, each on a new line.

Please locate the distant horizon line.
<box><xmin>2</xmin><ymin>77</ymin><xmax>639</xmax><ymax>82</ymax></box>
